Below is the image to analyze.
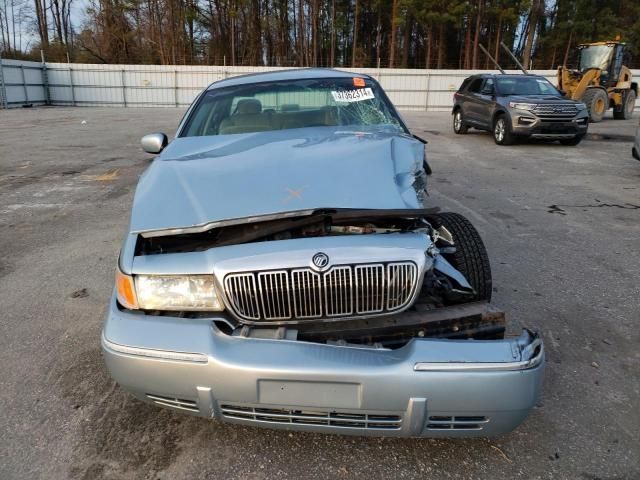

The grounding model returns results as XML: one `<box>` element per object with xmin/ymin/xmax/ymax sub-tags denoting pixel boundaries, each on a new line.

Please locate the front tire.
<box><xmin>453</xmin><ymin>110</ymin><xmax>468</xmax><ymax>134</ymax></box>
<box><xmin>560</xmin><ymin>134</ymin><xmax>585</xmax><ymax>146</ymax></box>
<box><xmin>613</xmin><ymin>90</ymin><xmax>636</xmax><ymax>120</ymax></box>
<box><xmin>582</xmin><ymin>88</ymin><xmax>609</xmax><ymax>123</ymax></box>
<box><xmin>493</xmin><ymin>114</ymin><xmax>514</xmax><ymax>145</ymax></box>
<box><xmin>435</xmin><ymin>212</ymin><xmax>492</xmax><ymax>301</ymax></box>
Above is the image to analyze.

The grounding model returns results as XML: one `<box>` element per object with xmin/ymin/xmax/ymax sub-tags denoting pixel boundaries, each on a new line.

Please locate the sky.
<box><xmin>1</xmin><ymin>0</ymin><xmax>86</xmax><ymax>55</ymax></box>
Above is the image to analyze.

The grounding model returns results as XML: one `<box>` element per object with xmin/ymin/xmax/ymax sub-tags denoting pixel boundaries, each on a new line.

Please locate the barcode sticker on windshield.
<box><xmin>331</xmin><ymin>88</ymin><xmax>375</xmax><ymax>103</ymax></box>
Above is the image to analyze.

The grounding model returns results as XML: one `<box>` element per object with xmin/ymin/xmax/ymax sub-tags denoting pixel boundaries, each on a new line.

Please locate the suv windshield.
<box><xmin>181</xmin><ymin>77</ymin><xmax>406</xmax><ymax>137</ymax></box>
<box><xmin>579</xmin><ymin>45</ymin><xmax>614</xmax><ymax>71</ymax></box>
<box><xmin>495</xmin><ymin>76</ymin><xmax>561</xmax><ymax>96</ymax></box>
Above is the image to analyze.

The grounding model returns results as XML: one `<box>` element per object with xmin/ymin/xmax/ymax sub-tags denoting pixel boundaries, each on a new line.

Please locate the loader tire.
<box><xmin>613</xmin><ymin>90</ymin><xmax>636</xmax><ymax>120</ymax></box>
<box><xmin>582</xmin><ymin>88</ymin><xmax>608</xmax><ymax>123</ymax></box>
<box><xmin>435</xmin><ymin>212</ymin><xmax>492</xmax><ymax>301</ymax></box>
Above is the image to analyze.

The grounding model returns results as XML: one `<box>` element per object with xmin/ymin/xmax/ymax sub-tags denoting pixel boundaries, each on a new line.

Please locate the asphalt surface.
<box><xmin>0</xmin><ymin>107</ymin><xmax>639</xmax><ymax>480</ymax></box>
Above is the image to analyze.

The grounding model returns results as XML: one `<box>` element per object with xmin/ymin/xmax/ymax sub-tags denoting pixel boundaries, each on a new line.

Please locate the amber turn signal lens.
<box><xmin>353</xmin><ymin>77</ymin><xmax>365</xmax><ymax>87</ymax></box>
<box><xmin>116</xmin><ymin>268</ymin><xmax>139</xmax><ymax>309</ymax></box>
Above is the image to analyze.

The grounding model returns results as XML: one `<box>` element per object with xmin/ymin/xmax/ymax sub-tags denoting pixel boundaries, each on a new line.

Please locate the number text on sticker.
<box><xmin>331</xmin><ymin>88</ymin><xmax>375</xmax><ymax>103</ymax></box>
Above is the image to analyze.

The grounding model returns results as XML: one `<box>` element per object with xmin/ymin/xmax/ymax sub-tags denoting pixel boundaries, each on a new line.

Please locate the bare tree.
<box><xmin>388</xmin><ymin>0</ymin><xmax>397</xmax><ymax>67</ymax></box>
<box><xmin>33</xmin><ymin>0</ymin><xmax>48</xmax><ymax>48</ymax></box>
<box><xmin>471</xmin><ymin>0</ymin><xmax>482</xmax><ymax>69</ymax></box>
<box><xmin>351</xmin><ymin>0</ymin><xmax>357</xmax><ymax>67</ymax></box>
<box><xmin>522</xmin><ymin>0</ymin><xmax>544</xmax><ymax>69</ymax></box>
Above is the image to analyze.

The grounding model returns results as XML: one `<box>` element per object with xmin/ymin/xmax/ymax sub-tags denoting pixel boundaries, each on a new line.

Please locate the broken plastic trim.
<box><xmin>414</xmin><ymin>333</ymin><xmax>543</xmax><ymax>372</ymax></box>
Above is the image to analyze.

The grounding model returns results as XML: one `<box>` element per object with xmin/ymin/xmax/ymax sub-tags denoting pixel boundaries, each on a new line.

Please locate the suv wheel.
<box><xmin>560</xmin><ymin>135</ymin><xmax>585</xmax><ymax>146</ymax></box>
<box><xmin>493</xmin><ymin>114</ymin><xmax>514</xmax><ymax>145</ymax></box>
<box><xmin>453</xmin><ymin>110</ymin><xmax>468</xmax><ymax>134</ymax></box>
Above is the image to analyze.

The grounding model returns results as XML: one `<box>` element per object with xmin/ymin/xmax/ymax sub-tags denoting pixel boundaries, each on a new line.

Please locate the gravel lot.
<box><xmin>0</xmin><ymin>107</ymin><xmax>638</xmax><ymax>480</ymax></box>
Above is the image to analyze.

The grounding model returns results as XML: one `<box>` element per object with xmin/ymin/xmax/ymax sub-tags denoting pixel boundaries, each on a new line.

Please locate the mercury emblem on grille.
<box><xmin>311</xmin><ymin>252</ymin><xmax>330</xmax><ymax>270</ymax></box>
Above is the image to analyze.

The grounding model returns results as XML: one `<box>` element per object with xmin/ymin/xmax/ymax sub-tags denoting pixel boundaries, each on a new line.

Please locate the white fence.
<box><xmin>0</xmin><ymin>59</ymin><xmax>49</xmax><ymax>107</ymax></box>
<box><xmin>1</xmin><ymin>59</ymin><xmax>639</xmax><ymax>112</ymax></box>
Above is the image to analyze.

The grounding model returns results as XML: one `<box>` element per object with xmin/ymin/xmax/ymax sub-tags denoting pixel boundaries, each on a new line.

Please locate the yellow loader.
<box><xmin>558</xmin><ymin>40</ymin><xmax>637</xmax><ymax>122</ymax></box>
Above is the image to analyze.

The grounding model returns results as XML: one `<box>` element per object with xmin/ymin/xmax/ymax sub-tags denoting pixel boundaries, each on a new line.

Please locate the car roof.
<box><xmin>463</xmin><ymin>73</ymin><xmax>492</xmax><ymax>82</ymax></box>
<box><xmin>463</xmin><ymin>73</ymin><xmax>552</xmax><ymax>84</ymax></box>
<box><xmin>493</xmin><ymin>74</ymin><xmax>547</xmax><ymax>79</ymax></box>
<box><xmin>207</xmin><ymin>68</ymin><xmax>372</xmax><ymax>90</ymax></box>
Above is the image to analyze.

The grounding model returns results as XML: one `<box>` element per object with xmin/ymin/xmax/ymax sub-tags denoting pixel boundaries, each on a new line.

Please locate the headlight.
<box><xmin>509</xmin><ymin>102</ymin><xmax>537</xmax><ymax>111</ymax></box>
<box><xmin>136</xmin><ymin>275</ymin><xmax>224</xmax><ymax>311</ymax></box>
<box><xmin>576</xmin><ymin>103</ymin><xmax>587</xmax><ymax>111</ymax></box>
<box><xmin>132</xmin><ymin>274</ymin><xmax>224</xmax><ymax>311</ymax></box>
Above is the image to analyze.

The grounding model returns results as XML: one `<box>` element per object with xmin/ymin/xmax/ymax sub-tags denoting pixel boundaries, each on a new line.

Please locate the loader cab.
<box><xmin>577</xmin><ymin>42</ymin><xmax>629</xmax><ymax>87</ymax></box>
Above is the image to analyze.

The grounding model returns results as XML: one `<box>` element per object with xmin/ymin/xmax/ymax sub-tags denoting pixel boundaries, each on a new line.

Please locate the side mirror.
<box><xmin>558</xmin><ymin>89</ymin><xmax>567</xmax><ymax>97</ymax></box>
<box><xmin>141</xmin><ymin>133</ymin><xmax>168</xmax><ymax>154</ymax></box>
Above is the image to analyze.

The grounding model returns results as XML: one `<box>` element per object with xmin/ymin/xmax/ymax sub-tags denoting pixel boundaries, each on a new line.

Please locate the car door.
<box><xmin>462</xmin><ymin>77</ymin><xmax>486</xmax><ymax>126</ymax></box>
<box><xmin>474</xmin><ymin>78</ymin><xmax>496</xmax><ymax>129</ymax></box>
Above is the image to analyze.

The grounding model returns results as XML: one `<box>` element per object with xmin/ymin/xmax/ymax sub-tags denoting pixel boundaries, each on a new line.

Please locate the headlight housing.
<box><xmin>136</xmin><ymin>275</ymin><xmax>224</xmax><ymax>311</ymax></box>
<box><xmin>116</xmin><ymin>269</ymin><xmax>224</xmax><ymax>311</ymax></box>
<box><xmin>509</xmin><ymin>102</ymin><xmax>537</xmax><ymax>111</ymax></box>
<box><xmin>575</xmin><ymin>103</ymin><xmax>587</xmax><ymax>111</ymax></box>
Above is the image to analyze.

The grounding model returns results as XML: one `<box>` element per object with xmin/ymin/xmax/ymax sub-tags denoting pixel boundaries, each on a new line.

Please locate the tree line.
<box><xmin>1</xmin><ymin>0</ymin><xmax>639</xmax><ymax>68</ymax></box>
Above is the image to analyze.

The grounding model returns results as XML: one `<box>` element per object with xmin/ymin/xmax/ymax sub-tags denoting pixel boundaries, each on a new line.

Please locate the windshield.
<box><xmin>181</xmin><ymin>77</ymin><xmax>406</xmax><ymax>137</ymax></box>
<box><xmin>496</xmin><ymin>76</ymin><xmax>561</xmax><ymax>96</ymax></box>
<box><xmin>579</xmin><ymin>45</ymin><xmax>614</xmax><ymax>71</ymax></box>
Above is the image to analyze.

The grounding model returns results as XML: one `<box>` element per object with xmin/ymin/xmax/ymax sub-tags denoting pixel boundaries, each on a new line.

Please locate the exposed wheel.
<box><xmin>560</xmin><ymin>134</ymin><xmax>585</xmax><ymax>146</ymax></box>
<box><xmin>453</xmin><ymin>110</ymin><xmax>468</xmax><ymax>134</ymax></box>
<box><xmin>581</xmin><ymin>88</ymin><xmax>609</xmax><ymax>122</ymax></box>
<box><xmin>435</xmin><ymin>212</ymin><xmax>492</xmax><ymax>301</ymax></box>
<box><xmin>613</xmin><ymin>90</ymin><xmax>636</xmax><ymax>120</ymax></box>
<box><xmin>493</xmin><ymin>114</ymin><xmax>514</xmax><ymax>145</ymax></box>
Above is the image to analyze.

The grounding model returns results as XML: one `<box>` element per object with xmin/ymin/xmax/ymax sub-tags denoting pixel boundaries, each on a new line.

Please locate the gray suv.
<box><xmin>452</xmin><ymin>74</ymin><xmax>589</xmax><ymax>145</ymax></box>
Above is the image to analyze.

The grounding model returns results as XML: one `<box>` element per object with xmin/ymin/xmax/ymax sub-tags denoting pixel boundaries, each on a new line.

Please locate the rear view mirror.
<box><xmin>141</xmin><ymin>133</ymin><xmax>168</xmax><ymax>154</ymax></box>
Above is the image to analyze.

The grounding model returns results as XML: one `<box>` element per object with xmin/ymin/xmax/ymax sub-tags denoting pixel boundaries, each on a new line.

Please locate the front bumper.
<box><xmin>510</xmin><ymin>113</ymin><xmax>589</xmax><ymax>139</ymax></box>
<box><xmin>102</xmin><ymin>296</ymin><xmax>544</xmax><ymax>437</ymax></box>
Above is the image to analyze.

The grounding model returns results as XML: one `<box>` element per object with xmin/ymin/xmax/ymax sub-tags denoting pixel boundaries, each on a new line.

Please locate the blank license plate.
<box><xmin>258</xmin><ymin>380</ymin><xmax>362</xmax><ymax>408</ymax></box>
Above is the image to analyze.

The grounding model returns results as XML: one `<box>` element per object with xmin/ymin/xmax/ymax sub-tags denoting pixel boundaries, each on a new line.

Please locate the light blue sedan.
<box><xmin>102</xmin><ymin>68</ymin><xmax>543</xmax><ymax>437</ymax></box>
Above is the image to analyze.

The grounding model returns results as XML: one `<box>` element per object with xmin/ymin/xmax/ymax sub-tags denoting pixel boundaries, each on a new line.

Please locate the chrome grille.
<box><xmin>224</xmin><ymin>262</ymin><xmax>418</xmax><ymax>322</ymax></box>
<box><xmin>224</xmin><ymin>273</ymin><xmax>260</xmax><ymax>320</ymax></box>
<box><xmin>291</xmin><ymin>269</ymin><xmax>322</xmax><ymax>318</ymax></box>
<box><xmin>355</xmin><ymin>264</ymin><xmax>384</xmax><ymax>314</ymax></box>
<box><xmin>221</xmin><ymin>404</ymin><xmax>403</xmax><ymax>430</ymax></box>
<box><xmin>258</xmin><ymin>270</ymin><xmax>291</xmax><ymax>320</ymax></box>
<box><xmin>532</xmin><ymin>103</ymin><xmax>578</xmax><ymax>118</ymax></box>
<box><xmin>324</xmin><ymin>266</ymin><xmax>353</xmax><ymax>317</ymax></box>
<box><xmin>387</xmin><ymin>262</ymin><xmax>417</xmax><ymax>310</ymax></box>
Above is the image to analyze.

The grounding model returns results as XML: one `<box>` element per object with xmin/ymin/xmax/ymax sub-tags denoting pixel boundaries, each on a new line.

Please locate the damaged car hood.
<box><xmin>130</xmin><ymin>127</ymin><xmax>426</xmax><ymax>236</ymax></box>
